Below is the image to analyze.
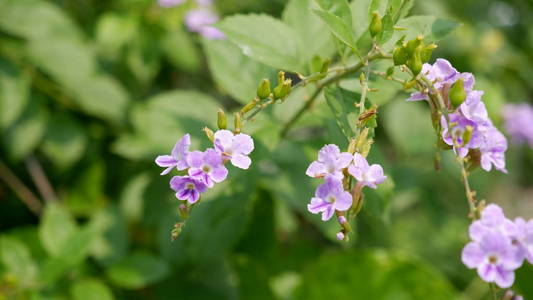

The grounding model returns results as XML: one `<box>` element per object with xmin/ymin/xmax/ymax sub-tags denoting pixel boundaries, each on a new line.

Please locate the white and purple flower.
<box><xmin>348</xmin><ymin>153</ymin><xmax>386</xmax><ymax>189</ymax></box>
<box><xmin>503</xmin><ymin>103</ymin><xmax>533</xmax><ymax>147</ymax></box>
<box><xmin>214</xmin><ymin>130</ymin><xmax>254</xmax><ymax>169</ymax></box>
<box><xmin>306</xmin><ymin>144</ymin><xmax>353</xmax><ymax>180</ymax></box>
<box><xmin>307</xmin><ymin>176</ymin><xmax>352</xmax><ymax>221</ymax></box>
<box><xmin>155</xmin><ymin>134</ymin><xmax>191</xmax><ymax>175</ymax></box>
<box><xmin>170</xmin><ymin>176</ymin><xmax>207</xmax><ymax>203</ymax></box>
<box><xmin>185</xmin><ymin>9</ymin><xmax>225</xmax><ymax>40</ymax></box>
<box><xmin>187</xmin><ymin>148</ymin><xmax>228</xmax><ymax>188</ymax></box>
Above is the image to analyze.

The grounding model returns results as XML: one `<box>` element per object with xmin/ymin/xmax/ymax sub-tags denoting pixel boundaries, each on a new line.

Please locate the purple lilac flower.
<box><xmin>503</xmin><ymin>103</ymin><xmax>533</xmax><ymax>147</ymax></box>
<box><xmin>170</xmin><ymin>176</ymin><xmax>207</xmax><ymax>203</ymax></box>
<box><xmin>155</xmin><ymin>134</ymin><xmax>190</xmax><ymax>175</ymax></box>
<box><xmin>307</xmin><ymin>176</ymin><xmax>352</xmax><ymax>221</ymax></box>
<box><xmin>440</xmin><ymin>113</ymin><xmax>483</xmax><ymax>158</ymax></box>
<box><xmin>479</xmin><ymin>126</ymin><xmax>508</xmax><ymax>173</ymax></box>
<box><xmin>187</xmin><ymin>148</ymin><xmax>228</xmax><ymax>188</ymax></box>
<box><xmin>462</xmin><ymin>230</ymin><xmax>522</xmax><ymax>288</ymax></box>
<box><xmin>214</xmin><ymin>130</ymin><xmax>254</xmax><ymax>169</ymax></box>
<box><xmin>158</xmin><ymin>0</ymin><xmax>185</xmax><ymax>7</ymax></box>
<box><xmin>347</xmin><ymin>153</ymin><xmax>386</xmax><ymax>189</ymax></box>
<box><xmin>184</xmin><ymin>9</ymin><xmax>225</xmax><ymax>39</ymax></box>
<box><xmin>306</xmin><ymin>144</ymin><xmax>353</xmax><ymax>180</ymax></box>
<box><xmin>509</xmin><ymin>218</ymin><xmax>533</xmax><ymax>264</ymax></box>
<box><xmin>469</xmin><ymin>204</ymin><xmax>515</xmax><ymax>242</ymax></box>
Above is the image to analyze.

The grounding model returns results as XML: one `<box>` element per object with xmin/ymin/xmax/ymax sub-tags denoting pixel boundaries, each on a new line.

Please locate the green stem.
<box><xmin>280</xmin><ymin>52</ymin><xmax>389</xmax><ymax>138</ymax></box>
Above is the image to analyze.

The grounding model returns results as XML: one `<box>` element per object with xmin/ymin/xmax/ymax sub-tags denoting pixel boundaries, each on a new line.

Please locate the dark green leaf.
<box><xmin>71</xmin><ymin>279</ymin><xmax>115</xmax><ymax>300</ymax></box>
<box><xmin>0</xmin><ymin>59</ymin><xmax>29</xmax><ymax>130</ymax></box>
<box><xmin>106</xmin><ymin>252</ymin><xmax>169</xmax><ymax>289</ymax></box>
<box><xmin>0</xmin><ymin>236</ymin><xmax>38</xmax><ymax>287</ymax></box>
<box><xmin>41</xmin><ymin>114</ymin><xmax>87</xmax><ymax>170</ymax></box>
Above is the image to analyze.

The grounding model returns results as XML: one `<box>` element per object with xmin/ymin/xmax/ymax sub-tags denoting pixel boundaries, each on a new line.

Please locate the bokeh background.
<box><xmin>0</xmin><ymin>0</ymin><xmax>532</xmax><ymax>299</ymax></box>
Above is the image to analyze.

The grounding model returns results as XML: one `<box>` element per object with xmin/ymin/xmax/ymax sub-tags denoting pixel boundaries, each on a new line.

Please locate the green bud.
<box><xmin>395</xmin><ymin>35</ymin><xmax>406</xmax><ymax>46</ymax></box>
<box><xmin>449</xmin><ymin>78</ymin><xmax>467</xmax><ymax>108</ymax></box>
<box><xmin>320</xmin><ymin>59</ymin><xmax>331</xmax><ymax>74</ymax></box>
<box><xmin>203</xmin><ymin>127</ymin><xmax>214</xmax><ymax>142</ymax></box>
<box><xmin>369</xmin><ymin>11</ymin><xmax>382</xmax><ymax>38</ymax></box>
<box><xmin>462</xmin><ymin>125</ymin><xmax>474</xmax><ymax>146</ymax></box>
<box><xmin>281</xmin><ymin>79</ymin><xmax>292</xmax><ymax>100</ymax></box>
<box><xmin>234</xmin><ymin>113</ymin><xmax>242</xmax><ymax>134</ymax></box>
<box><xmin>393</xmin><ymin>46</ymin><xmax>409</xmax><ymax>66</ymax></box>
<box><xmin>386</xmin><ymin>66</ymin><xmax>394</xmax><ymax>77</ymax></box>
<box><xmin>405</xmin><ymin>35</ymin><xmax>423</xmax><ymax>56</ymax></box>
<box><xmin>217</xmin><ymin>108</ymin><xmax>227</xmax><ymax>129</ymax></box>
<box><xmin>311</xmin><ymin>56</ymin><xmax>322</xmax><ymax>73</ymax></box>
<box><xmin>257</xmin><ymin>79</ymin><xmax>271</xmax><ymax>99</ymax></box>
<box><xmin>240</xmin><ymin>98</ymin><xmax>259</xmax><ymax>114</ymax></box>
<box><xmin>273</xmin><ymin>84</ymin><xmax>284</xmax><ymax>100</ymax></box>
<box><xmin>277</xmin><ymin>71</ymin><xmax>285</xmax><ymax>85</ymax></box>
<box><xmin>420</xmin><ymin>43</ymin><xmax>437</xmax><ymax>63</ymax></box>
<box><xmin>403</xmin><ymin>79</ymin><xmax>417</xmax><ymax>89</ymax></box>
<box><xmin>407</xmin><ymin>45</ymin><xmax>423</xmax><ymax>75</ymax></box>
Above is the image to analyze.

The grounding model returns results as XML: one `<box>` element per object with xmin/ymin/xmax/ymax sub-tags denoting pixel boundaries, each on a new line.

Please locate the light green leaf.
<box><xmin>41</xmin><ymin>115</ymin><xmax>87</xmax><ymax>170</ymax></box>
<box><xmin>0</xmin><ymin>59</ymin><xmax>29</xmax><ymax>130</ymax></box>
<box><xmin>203</xmin><ymin>39</ymin><xmax>272</xmax><ymax>104</ymax></box>
<box><xmin>315</xmin><ymin>0</ymin><xmax>353</xmax><ymax>26</ymax></box>
<box><xmin>297</xmin><ymin>250</ymin><xmax>457</xmax><ymax>299</ymax></box>
<box><xmin>106</xmin><ymin>252</ymin><xmax>169</xmax><ymax>289</ymax></box>
<box><xmin>161</xmin><ymin>29</ymin><xmax>201</xmax><ymax>73</ymax></box>
<box><xmin>218</xmin><ymin>14</ymin><xmax>303</xmax><ymax>73</ymax></box>
<box><xmin>324</xmin><ymin>86</ymin><xmax>358</xmax><ymax>140</ymax></box>
<box><xmin>120</xmin><ymin>173</ymin><xmax>151</xmax><ymax>223</ymax></box>
<box><xmin>89</xmin><ymin>206</ymin><xmax>129</xmax><ymax>266</ymax></box>
<box><xmin>65</xmin><ymin>162</ymin><xmax>105</xmax><ymax>216</ymax></box>
<box><xmin>95</xmin><ymin>12</ymin><xmax>139</xmax><ymax>59</ymax></box>
<box><xmin>39</xmin><ymin>203</ymin><xmax>78</xmax><ymax>256</ymax></box>
<box><xmin>312</xmin><ymin>9</ymin><xmax>358</xmax><ymax>52</ymax></box>
<box><xmin>71</xmin><ymin>279</ymin><xmax>114</xmax><ymax>300</ymax></box>
<box><xmin>282</xmin><ymin>0</ymin><xmax>335</xmax><ymax>65</ymax></box>
<box><xmin>0</xmin><ymin>236</ymin><xmax>38</xmax><ymax>287</ymax></box>
<box><xmin>126</xmin><ymin>30</ymin><xmax>161</xmax><ymax>86</ymax></box>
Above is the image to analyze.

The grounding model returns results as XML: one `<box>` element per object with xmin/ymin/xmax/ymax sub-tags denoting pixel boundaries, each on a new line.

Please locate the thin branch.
<box><xmin>25</xmin><ymin>156</ymin><xmax>57</xmax><ymax>203</ymax></box>
<box><xmin>0</xmin><ymin>160</ymin><xmax>42</xmax><ymax>216</ymax></box>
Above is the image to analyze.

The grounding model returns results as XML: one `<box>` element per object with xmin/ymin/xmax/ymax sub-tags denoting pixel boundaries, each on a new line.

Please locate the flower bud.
<box><xmin>277</xmin><ymin>71</ymin><xmax>285</xmax><ymax>85</ymax></box>
<box><xmin>347</xmin><ymin>138</ymin><xmax>357</xmax><ymax>154</ymax></box>
<box><xmin>171</xmin><ymin>222</ymin><xmax>184</xmax><ymax>241</ymax></box>
<box><xmin>217</xmin><ymin>108</ymin><xmax>227</xmax><ymax>129</ymax></box>
<box><xmin>386</xmin><ymin>66</ymin><xmax>394</xmax><ymax>77</ymax></box>
<box><xmin>420</xmin><ymin>43</ymin><xmax>437</xmax><ymax>63</ymax></box>
<box><xmin>407</xmin><ymin>45</ymin><xmax>423</xmax><ymax>75</ymax></box>
<box><xmin>369</xmin><ymin>11</ymin><xmax>382</xmax><ymax>38</ymax></box>
<box><xmin>234</xmin><ymin>113</ymin><xmax>242</xmax><ymax>133</ymax></box>
<box><xmin>241</xmin><ymin>98</ymin><xmax>259</xmax><ymax>114</ymax></box>
<box><xmin>403</xmin><ymin>79</ymin><xmax>417</xmax><ymax>89</ymax></box>
<box><xmin>449</xmin><ymin>79</ymin><xmax>467</xmax><ymax>108</ymax></box>
<box><xmin>338</xmin><ymin>216</ymin><xmax>347</xmax><ymax>224</ymax></box>
<box><xmin>406</xmin><ymin>35</ymin><xmax>423</xmax><ymax>56</ymax></box>
<box><xmin>281</xmin><ymin>79</ymin><xmax>292</xmax><ymax>100</ymax></box>
<box><xmin>256</xmin><ymin>79</ymin><xmax>271</xmax><ymax>99</ymax></box>
<box><xmin>393</xmin><ymin>46</ymin><xmax>409</xmax><ymax>66</ymax></box>
<box><xmin>203</xmin><ymin>127</ymin><xmax>214</xmax><ymax>142</ymax></box>
<box><xmin>320</xmin><ymin>59</ymin><xmax>331</xmax><ymax>74</ymax></box>
<box><xmin>336</xmin><ymin>231</ymin><xmax>345</xmax><ymax>241</ymax></box>
<box><xmin>462</xmin><ymin>125</ymin><xmax>473</xmax><ymax>146</ymax></box>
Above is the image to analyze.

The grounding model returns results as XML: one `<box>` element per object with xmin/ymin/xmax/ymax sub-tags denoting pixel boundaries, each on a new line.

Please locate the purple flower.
<box><xmin>469</xmin><ymin>204</ymin><xmax>515</xmax><ymax>241</ymax></box>
<box><xmin>158</xmin><ymin>0</ymin><xmax>185</xmax><ymax>7</ymax></box>
<box><xmin>503</xmin><ymin>103</ymin><xmax>533</xmax><ymax>147</ymax></box>
<box><xmin>187</xmin><ymin>148</ymin><xmax>228</xmax><ymax>188</ymax></box>
<box><xmin>459</xmin><ymin>90</ymin><xmax>489</xmax><ymax>124</ymax></box>
<box><xmin>306</xmin><ymin>144</ymin><xmax>352</xmax><ymax>180</ymax></box>
<box><xmin>348</xmin><ymin>153</ymin><xmax>386</xmax><ymax>189</ymax></box>
<box><xmin>155</xmin><ymin>134</ymin><xmax>190</xmax><ymax>175</ymax></box>
<box><xmin>307</xmin><ymin>177</ymin><xmax>352</xmax><ymax>221</ymax></box>
<box><xmin>479</xmin><ymin>125</ymin><xmax>508</xmax><ymax>173</ymax></box>
<box><xmin>441</xmin><ymin>113</ymin><xmax>483</xmax><ymax>158</ymax></box>
<box><xmin>462</xmin><ymin>230</ymin><xmax>522</xmax><ymax>288</ymax></box>
<box><xmin>214</xmin><ymin>130</ymin><xmax>254</xmax><ymax>169</ymax></box>
<box><xmin>170</xmin><ymin>176</ymin><xmax>207</xmax><ymax>203</ymax></box>
<box><xmin>184</xmin><ymin>9</ymin><xmax>225</xmax><ymax>39</ymax></box>
<box><xmin>509</xmin><ymin>218</ymin><xmax>533</xmax><ymax>264</ymax></box>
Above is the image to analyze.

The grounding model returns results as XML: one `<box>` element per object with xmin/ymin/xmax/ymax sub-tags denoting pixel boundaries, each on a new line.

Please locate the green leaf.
<box><xmin>119</xmin><ymin>173</ymin><xmax>151</xmax><ymax>223</ymax></box>
<box><xmin>0</xmin><ymin>236</ymin><xmax>38</xmax><ymax>287</ymax></box>
<box><xmin>106</xmin><ymin>252</ymin><xmax>169</xmax><ymax>289</ymax></box>
<box><xmin>2</xmin><ymin>99</ymin><xmax>48</xmax><ymax>161</ymax></box>
<box><xmin>382</xmin><ymin>100</ymin><xmax>435</xmax><ymax>155</ymax></box>
<box><xmin>217</xmin><ymin>14</ymin><xmax>304</xmax><ymax>73</ymax></box>
<box><xmin>312</xmin><ymin>9</ymin><xmax>358</xmax><ymax>53</ymax></box>
<box><xmin>324</xmin><ymin>86</ymin><xmax>358</xmax><ymax>140</ymax></box>
<box><xmin>126</xmin><ymin>29</ymin><xmax>161</xmax><ymax>86</ymax></box>
<box><xmin>95</xmin><ymin>12</ymin><xmax>139</xmax><ymax>59</ymax></box>
<box><xmin>41</xmin><ymin>114</ymin><xmax>87</xmax><ymax>170</ymax></box>
<box><xmin>282</xmin><ymin>0</ymin><xmax>335</xmax><ymax>65</ymax></box>
<box><xmin>65</xmin><ymin>162</ymin><xmax>106</xmax><ymax>216</ymax></box>
<box><xmin>39</xmin><ymin>203</ymin><xmax>78</xmax><ymax>256</ymax></box>
<box><xmin>0</xmin><ymin>59</ymin><xmax>29</xmax><ymax>130</ymax></box>
<box><xmin>296</xmin><ymin>250</ymin><xmax>457</xmax><ymax>299</ymax></box>
<box><xmin>89</xmin><ymin>206</ymin><xmax>129</xmax><ymax>266</ymax></box>
<box><xmin>161</xmin><ymin>29</ymin><xmax>201</xmax><ymax>73</ymax></box>
<box><xmin>203</xmin><ymin>39</ymin><xmax>272</xmax><ymax>104</ymax></box>
<box><xmin>315</xmin><ymin>0</ymin><xmax>353</xmax><ymax>26</ymax></box>
<box><xmin>431</xmin><ymin>18</ymin><xmax>461</xmax><ymax>40</ymax></box>
<box><xmin>71</xmin><ymin>279</ymin><xmax>114</xmax><ymax>300</ymax></box>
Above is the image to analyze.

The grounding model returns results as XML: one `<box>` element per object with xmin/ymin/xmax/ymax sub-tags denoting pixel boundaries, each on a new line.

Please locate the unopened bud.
<box><xmin>347</xmin><ymin>138</ymin><xmax>357</xmax><ymax>154</ymax></box>
<box><xmin>449</xmin><ymin>79</ymin><xmax>467</xmax><ymax>108</ymax></box>
<box><xmin>281</xmin><ymin>79</ymin><xmax>292</xmax><ymax>100</ymax></box>
<box><xmin>320</xmin><ymin>59</ymin><xmax>331</xmax><ymax>74</ymax></box>
<box><xmin>462</xmin><ymin>125</ymin><xmax>473</xmax><ymax>146</ymax></box>
<box><xmin>420</xmin><ymin>43</ymin><xmax>437</xmax><ymax>63</ymax></box>
<box><xmin>393</xmin><ymin>46</ymin><xmax>409</xmax><ymax>66</ymax></box>
<box><xmin>241</xmin><ymin>98</ymin><xmax>259</xmax><ymax>114</ymax></box>
<box><xmin>403</xmin><ymin>79</ymin><xmax>417</xmax><ymax>89</ymax></box>
<box><xmin>217</xmin><ymin>109</ymin><xmax>227</xmax><ymax>129</ymax></box>
<box><xmin>407</xmin><ymin>45</ymin><xmax>423</xmax><ymax>75</ymax></box>
<box><xmin>203</xmin><ymin>127</ymin><xmax>214</xmax><ymax>142</ymax></box>
<box><xmin>336</xmin><ymin>231</ymin><xmax>345</xmax><ymax>241</ymax></box>
<box><xmin>338</xmin><ymin>216</ymin><xmax>347</xmax><ymax>224</ymax></box>
<box><xmin>386</xmin><ymin>66</ymin><xmax>394</xmax><ymax>77</ymax></box>
<box><xmin>406</xmin><ymin>35</ymin><xmax>423</xmax><ymax>56</ymax></box>
<box><xmin>234</xmin><ymin>113</ymin><xmax>242</xmax><ymax>134</ymax></box>
<box><xmin>257</xmin><ymin>79</ymin><xmax>271</xmax><ymax>99</ymax></box>
<box><xmin>171</xmin><ymin>222</ymin><xmax>184</xmax><ymax>241</ymax></box>
<box><xmin>277</xmin><ymin>71</ymin><xmax>285</xmax><ymax>85</ymax></box>
<box><xmin>369</xmin><ymin>11</ymin><xmax>382</xmax><ymax>38</ymax></box>
<box><xmin>359</xmin><ymin>72</ymin><xmax>366</xmax><ymax>84</ymax></box>
<box><xmin>179</xmin><ymin>204</ymin><xmax>188</xmax><ymax>219</ymax></box>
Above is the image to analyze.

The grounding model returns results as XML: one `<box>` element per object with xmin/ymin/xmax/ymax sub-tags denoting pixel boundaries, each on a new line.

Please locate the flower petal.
<box><xmin>321</xmin><ymin>205</ymin><xmax>335</xmax><ymax>221</ymax></box>
<box><xmin>308</xmin><ymin>197</ymin><xmax>329</xmax><ymax>214</ymax></box>
<box><xmin>233</xmin><ymin>133</ymin><xmax>254</xmax><ymax>155</ymax></box>
<box><xmin>214</xmin><ymin>130</ymin><xmax>234</xmax><ymax>150</ymax></box>
<box><xmin>306</xmin><ymin>161</ymin><xmax>326</xmax><ymax>178</ymax></box>
<box><xmin>187</xmin><ymin>151</ymin><xmax>205</xmax><ymax>168</ymax></box>
<box><xmin>461</xmin><ymin>242</ymin><xmax>484</xmax><ymax>268</ymax></box>
<box><xmin>210</xmin><ymin>166</ymin><xmax>228</xmax><ymax>183</ymax></box>
<box><xmin>494</xmin><ymin>266</ymin><xmax>515</xmax><ymax>288</ymax></box>
<box><xmin>334</xmin><ymin>191</ymin><xmax>353</xmax><ymax>211</ymax></box>
<box><xmin>155</xmin><ymin>155</ymin><xmax>178</xmax><ymax>167</ymax></box>
<box><xmin>231</xmin><ymin>154</ymin><xmax>251</xmax><ymax>169</ymax></box>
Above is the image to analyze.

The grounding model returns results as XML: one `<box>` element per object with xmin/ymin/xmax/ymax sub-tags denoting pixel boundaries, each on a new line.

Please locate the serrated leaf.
<box><xmin>217</xmin><ymin>14</ymin><xmax>304</xmax><ymax>73</ymax></box>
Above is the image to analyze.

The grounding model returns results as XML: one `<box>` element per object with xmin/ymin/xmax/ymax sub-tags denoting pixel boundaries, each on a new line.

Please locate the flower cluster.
<box><xmin>155</xmin><ymin>130</ymin><xmax>254</xmax><ymax>203</ymax></box>
<box><xmin>305</xmin><ymin>144</ymin><xmax>386</xmax><ymax>222</ymax></box>
<box><xmin>157</xmin><ymin>0</ymin><xmax>224</xmax><ymax>39</ymax></box>
<box><xmin>503</xmin><ymin>103</ymin><xmax>533</xmax><ymax>148</ymax></box>
<box><xmin>462</xmin><ymin>204</ymin><xmax>533</xmax><ymax>288</ymax></box>
<box><xmin>408</xmin><ymin>59</ymin><xmax>508</xmax><ymax>173</ymax></box>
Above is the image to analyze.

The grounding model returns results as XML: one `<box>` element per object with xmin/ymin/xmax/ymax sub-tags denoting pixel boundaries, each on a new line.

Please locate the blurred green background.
<box><xmin>0</xmin><ymin>0</ymin><xmax>532</xmax><ymax>299</ymax></box>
